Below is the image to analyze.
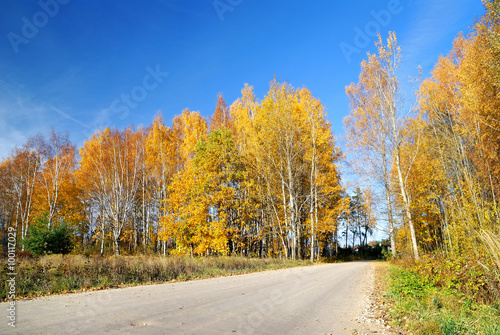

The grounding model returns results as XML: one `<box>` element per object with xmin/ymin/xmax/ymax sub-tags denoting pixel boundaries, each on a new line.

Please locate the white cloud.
<box><xmin>0</xmin><ymin>79</ymin><xmax>93</xmax><ymax>160</ymax></box>
<box><xmin>0</xmin><ymin>122</ymin><xmax>27</xmax><ymax>160</ymax></box>
<box><xmin>401</xmin><ymin>1</ymin><xmax>480</xmax><ymax>72</ymax></box>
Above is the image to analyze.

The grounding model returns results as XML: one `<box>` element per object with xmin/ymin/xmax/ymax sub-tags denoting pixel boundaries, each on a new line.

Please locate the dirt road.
<box><xmin>1</xmin><ymin>261</ymin><xmax>377</xmax><ymax>334</ymax></box>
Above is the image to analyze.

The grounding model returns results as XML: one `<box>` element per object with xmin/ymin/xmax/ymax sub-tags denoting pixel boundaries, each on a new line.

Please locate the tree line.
<box><xmin>5</xmin><ymin>1</ymin><xmax>496</xmax><ymax>264</ymax></box>
<box><xmin>1</xmin><ymin>81</ymin><xmax>355</xmax><ymax>259</ymax></box>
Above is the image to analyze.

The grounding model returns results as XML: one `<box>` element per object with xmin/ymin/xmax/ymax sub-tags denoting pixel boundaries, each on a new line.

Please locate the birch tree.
<box><xmin>79</xmin><ymin>127</ymin><xmax>143</xmax><ymax>255</ymax></box>
<box><xmin>33</xmin><ymin>130</ymin><xmax>76</xmax><ymax>228</ymax></box>
<box><xmin>345</xmin><ymin>32</ymin><xmax>420</xmax><ymax>259</ymax></box>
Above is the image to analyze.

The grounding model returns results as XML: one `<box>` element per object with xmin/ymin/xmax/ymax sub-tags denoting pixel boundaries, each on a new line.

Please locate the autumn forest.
<box><xmin>1</xmin><ymin>80</ymin><xmax>347</xmax><ymax>260</ymax></box>
<box><xmin>1</xmin><ymin>1</ymin><xmax>499</xmax><ymax>300</ymax></box>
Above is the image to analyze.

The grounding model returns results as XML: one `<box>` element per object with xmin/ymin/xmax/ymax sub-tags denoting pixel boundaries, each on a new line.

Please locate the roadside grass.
<box><xmin>1</xmin><ymin>255</ymin><xmax>310</xmax><ymax>300</ymax></box>
<box><xmin>386</xmin><ymin>264</ymin><xmax>500</xmax><ymax>335</ymax></box>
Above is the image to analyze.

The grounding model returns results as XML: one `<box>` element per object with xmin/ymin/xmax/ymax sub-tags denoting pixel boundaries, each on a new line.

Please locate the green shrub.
<box><xmin>24</xmin><ymin>214</ymin><xmax>74</xmax><ymax>256</ymax></box>
<box><xmin>439</xmin><ymin>316</ymin><xmax>469</xmax><ymax>335</ymax></box>
<box><xmin>389</xmin><ymin>266</ymin><xmax>432</xmax><ymax>298</ymax></box>
<box><xmin>386</xmin><ymin>263</ymin><xmax>500</xmax><ymax>335</ymax></box>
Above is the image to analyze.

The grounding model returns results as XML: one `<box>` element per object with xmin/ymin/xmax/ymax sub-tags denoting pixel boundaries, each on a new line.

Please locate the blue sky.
<box><xmin>0</xmin><ymin>0</ymin><xmax>485</xmax><ymax>162</ymax></box>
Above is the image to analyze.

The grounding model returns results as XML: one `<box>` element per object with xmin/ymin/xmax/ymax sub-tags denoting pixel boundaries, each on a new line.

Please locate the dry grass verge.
<box><xmin>1</xmin><ymin>255</ymin><xmax>310</xmax><ymax>300</ymax></box>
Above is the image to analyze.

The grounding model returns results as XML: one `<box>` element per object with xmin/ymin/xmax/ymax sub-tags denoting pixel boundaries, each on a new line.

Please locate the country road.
<box><xmin>1</xmin><ymin>261</ymin><xmax>379</xmax><ymax>335</ymax></box>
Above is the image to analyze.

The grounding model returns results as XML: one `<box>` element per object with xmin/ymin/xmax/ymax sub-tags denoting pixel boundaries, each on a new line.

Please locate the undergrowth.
<box><xmin>386</xmin><ymin>263</ymin><xmax>500</xmax><ymax>334</ymax></box>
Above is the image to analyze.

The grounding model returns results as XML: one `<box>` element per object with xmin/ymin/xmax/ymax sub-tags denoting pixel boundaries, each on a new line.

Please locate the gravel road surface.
<box><xmin>1</xmin><ymin>261</ymin><xmax>376</xmax><ymax>334</ymax></box>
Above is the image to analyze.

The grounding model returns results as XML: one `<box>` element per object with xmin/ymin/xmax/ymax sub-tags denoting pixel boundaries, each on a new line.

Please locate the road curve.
<box><xmin>1</xmin><ymin>261</ymin><xmax>375</xmax><ymax>335</ymax></box>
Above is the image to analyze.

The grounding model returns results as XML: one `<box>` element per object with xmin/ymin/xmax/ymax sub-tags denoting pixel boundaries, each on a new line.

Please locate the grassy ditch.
<box><xmin>385</xmin><ymin>264</ymin><xmax>500</xmax><ymax>334</ymax></box>
<box><xmin>1</xmin><ymin>255</ymin><xmax>310</xmax><ymax>300</ymax></box>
